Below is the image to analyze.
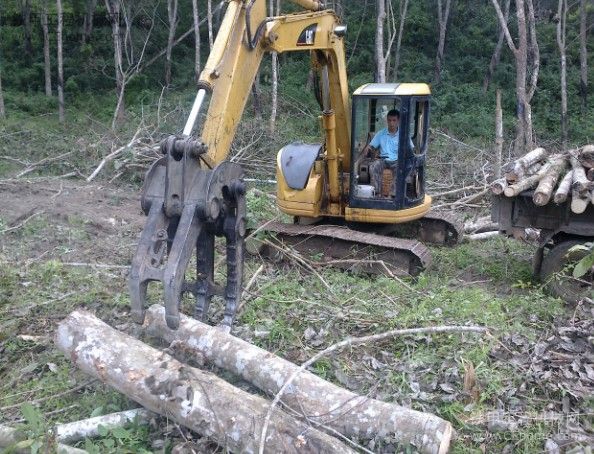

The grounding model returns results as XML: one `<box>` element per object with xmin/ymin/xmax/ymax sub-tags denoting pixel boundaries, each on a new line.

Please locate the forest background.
<box><xmin>0</xmin><ymin>0</ymin><xmax>592</xmax><ymax>176</ymax></box>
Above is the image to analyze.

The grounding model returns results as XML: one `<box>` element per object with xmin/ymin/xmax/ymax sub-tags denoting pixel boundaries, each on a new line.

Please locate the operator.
<box><xmin>363</xmin><ymin>109</ymin><xmax>414</xmax><ymax>196</ymax></box>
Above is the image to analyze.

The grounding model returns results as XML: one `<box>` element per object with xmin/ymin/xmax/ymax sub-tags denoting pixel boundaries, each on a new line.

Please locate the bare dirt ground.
<box><xmin>0</xmin><ymin>180</ymin><xmax>144</xmax><ymax>264</ymax></box>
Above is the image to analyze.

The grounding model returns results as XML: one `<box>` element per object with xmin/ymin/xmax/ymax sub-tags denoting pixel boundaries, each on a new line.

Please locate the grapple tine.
<box><xmin>163</xmin><ymin>204</ymin><xmax>203</xmax><ymax>330</ymax></box>
<box><xmin>129</xmin><ymin>202</ymin><xmax>168</xmax><ymax>324</ymax></box>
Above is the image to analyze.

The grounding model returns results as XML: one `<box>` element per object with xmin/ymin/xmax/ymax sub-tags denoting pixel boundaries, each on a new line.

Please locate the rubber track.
<box><xmin>262</xmin><ymin>221</ymin><xmax>432</xmax><ymax>275</ymax></box>
<box><xmin>423</xmin><ymin>209</ymin><xmax>465</xmax><ymax>245</ymax></box>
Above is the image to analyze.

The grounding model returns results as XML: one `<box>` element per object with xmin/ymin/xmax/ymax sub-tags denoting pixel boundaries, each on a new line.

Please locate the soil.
<box><xmin>0</xmin><ymin>180</ymin><xmax>145</xmax><ymax>264</ymax></box>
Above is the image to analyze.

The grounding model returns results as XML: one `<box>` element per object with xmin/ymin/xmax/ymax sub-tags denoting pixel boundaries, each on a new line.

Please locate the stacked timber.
<box><xmin>490</xmin><ymin>145</ymin><xmax>594</xmax><ymax>214</ymax></box>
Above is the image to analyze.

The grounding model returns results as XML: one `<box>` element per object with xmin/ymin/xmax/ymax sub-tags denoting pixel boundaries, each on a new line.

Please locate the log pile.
<box><xmin>491</xmin><ymin>145</ymin><xmax>594</xmax><ymax>214</ymax></box>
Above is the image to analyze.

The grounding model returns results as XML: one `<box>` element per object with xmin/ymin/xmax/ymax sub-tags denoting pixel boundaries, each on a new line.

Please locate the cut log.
<box><xmin>571</xmin><ymin>189</ymin><xmax>590</xmax><ymax>214</ymax></box>
<box><xmin>502</xmin><ymin>147</ymin><xmax>547</xmax><ymax>174</ymax></box>
<box><xmin>464</xmin><ymin>216</ymin><xmax>498</xmax><ymax>233</ymax></box>
<box><xmin>143</xmin><ymin>305</ymin><xmax>454</xmax><ymax>454</ymax></box>
<box><xmin>587</xmin><ymin>168</ymin><xmax>594</xmax><ymax>181</ymax></box>
<box><xmin>491</xmin><ymin>177</ymin><xmax>507</xmax><ymax>195</ymax></box>
<box><xmin>569</xmin><ymin>154</ymin><xmax>591</xmax><ymax>194</ymax></box>
<box><xmin>504</xmin><ymin>160</ymin><xmax>552</xmax><ymax>197</ymax></box>
<box><xmin>465</xmin><ymin>231</ymin><xmax>500</xmax><ymax>241</ymax></box>
<box><xmin>55</xmin><ymin>310</ymin><xmax>357</xmax><ymax>454</ymax></box>
<box><xmin>533</xmin><ymin>157</ymin><xmax>567</xmax><ymax>206</ymax></box>
<box><xmin>505</xmin><ymin>161</ymin><xmax>543</xmax><ymax>184</ymax></box>
<box><xmin>553</xmin><ymin>170</ymin><xmax>573</xmax><ymax>204</ymax></box>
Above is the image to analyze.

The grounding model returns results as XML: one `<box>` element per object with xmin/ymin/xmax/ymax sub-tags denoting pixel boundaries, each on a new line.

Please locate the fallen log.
<box><xmin>553</xmin><ymin>170</ymin><xmax>573</xmax><ymax>204</ymax></box>
<box><xmin>465</xmin><ymin>231</ymin><xmax>500</xmax><ymax>241</ymax></box>
<box><xmin>533</xmin><ymin>157</ymin><xmax>567</xmax><ymax>206</ymax></box>
<box><xmin>55</xmin><ymin>310</ymin><xmax>356</xmax><ymax>454</ymax></box>
<box><xmin>505</xmin><ymin>161</ymin><xmax>543</xmax><ymax>184</ymax></box>
<box><xmin>0</xmin><ymin>424</ymin><xmax>87</xmax><ymax>454</ymax></box>
<box><xmin>143</xmin><ymin>305</ymin><xmax>454</xmax><ymax>454</ymax></box>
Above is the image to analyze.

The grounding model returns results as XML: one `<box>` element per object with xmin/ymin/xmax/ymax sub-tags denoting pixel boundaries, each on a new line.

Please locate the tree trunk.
<box><xmin>82</xmin><ymin>0</ymin><xmax>98</xmax><ymax>44</ymax></box>
<box><xmin>21</xmin><ymin>0</ymin><xmax>33</xmax><ymax>57</ymax></box>
<box><xmin>41</xmin><ymin>0</ymin><xmax>52</xmax><ymax>97</ymax></box>
<box><xmin>375</xmin><ymin>0</ymin><xmax>387</xmax><ymax>82</ymax></box>
<box><xmin>490</xmin><ymin>0</ymin><xmax>538</xmax><ymax>155</ymax></box>
<box><xmin>495</xmin><ymin>89</ymin><xmax>503</xmax><ymax>179</ymax></box>
<box><xmin>207</xmin><ymin>0</ymin><xmax>214</xmax><ymax>50</ymax></box>
<box><xmin>434</xmin><ymin>0</ymin><xmax>452</xmax><ymax>85</ymax></box>
<box><xmin>579</xmin><ymin>0</ymin><xmax>588</xmax><ymax>111</ymax></box>
<box><xmin>556</xmin><ymin>0</ymin><xmax>568</xmax><ymax>148</ymax></box>
<box><xmin>56</xmin><ymin>0</ymin><xmax>65</xmax><ymax>123</ymax></box>
<box><xmin>55</xmin><ymin>310</ymin><xmax>357</xmax><ymax>454</ymax></box>
<box><xmin>483</xmin><ymin>0</ymin><xmax>511</xmax><ymax>93</ymax></box>
<box><xmin>192</xmin><ymin>0</ymin><xmax>201</xmax><ymax>84</ymax></box>
<box><xmin>165</xmin><ymin>0</ymin><xmax>178</xmax><ymax>86</ymax></box>
<box><xmin>105</xmin><ymin>0</ymin><xmax>125</xmax><ymax>128</ymax></box>
<box><xmin>0</xmin><ymin>68</ymin><xmax>5</xmax><ymax>119</ymax></box>
<box><xmin>391</xmin><ymin>0</ymin><xmax>409</xmax><ymax>81</ymax></box>
<box><xmin>143</xmin><ymin>305</ymin><xmax>454</xmax><ymax>453</ymax></box>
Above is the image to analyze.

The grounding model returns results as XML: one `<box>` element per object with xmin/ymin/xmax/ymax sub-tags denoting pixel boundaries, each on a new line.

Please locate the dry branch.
<box><xmin>56</xmin><ymin>310</ymin><xmax>356</xmax><ymax>454</ymax></box>
<box><xmin>143</xmin><ymin>306</ymin><xmax>486</xmax><ymax>454</ymax></box>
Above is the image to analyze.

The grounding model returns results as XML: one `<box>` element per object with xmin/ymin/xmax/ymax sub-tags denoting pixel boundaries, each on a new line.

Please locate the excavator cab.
<box><xmin>345</xmin><ymin>83</ymin><xmax>432</xmax><ymax>223</ymax></box>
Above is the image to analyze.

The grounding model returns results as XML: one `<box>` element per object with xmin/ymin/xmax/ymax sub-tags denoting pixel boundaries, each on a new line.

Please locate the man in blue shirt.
<box><xmin>363</xmin><ymin>109</ymin><xmax>413</xmax><ymax>197</ymax></box>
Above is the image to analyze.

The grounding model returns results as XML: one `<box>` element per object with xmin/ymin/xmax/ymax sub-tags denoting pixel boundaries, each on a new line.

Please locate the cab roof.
<box><xmin>353</xmin><ymin>83</ymin><xmax>431</xmax><ymax>96</ymax></box>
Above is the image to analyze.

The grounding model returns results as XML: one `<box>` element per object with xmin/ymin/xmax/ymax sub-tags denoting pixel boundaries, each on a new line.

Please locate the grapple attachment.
<box><xmin>129</xmin><ymin>136</ymin><xmax>246</xmax><ymax>331</ymax></box>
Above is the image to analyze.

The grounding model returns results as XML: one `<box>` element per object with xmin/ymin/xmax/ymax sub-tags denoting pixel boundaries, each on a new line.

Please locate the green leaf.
<box><xmin>573</xmin><ymin>253</ymin><xmax>594</xmax><ymax>278</ymax></box>
<box><xmin>97</xmin><ymin>424</ymin><xmax>109</xmax><ymax>437</ymax></box>
<box><xmin>90</xmin><ymin>406</ymin><xmax>104</xmax><ymax>418</ymax></box>
<box><xmin>102</xmin><ymin>438</ymin><xmax>115</xmax><ymax>449</ymax></box>
<box><xmin>111</xmin><ymin>427</ymin><xmax>129</xmax><ymax>439</ymax></box>
<box><xmin>31</xmin><ymin>440</ymin><xmax>43</xmax><ymax>454</ymax></box>
<box><xmin>20</xmin><ymin>403</ymin><xmax>42</xmax><ymax>429</ymax></box>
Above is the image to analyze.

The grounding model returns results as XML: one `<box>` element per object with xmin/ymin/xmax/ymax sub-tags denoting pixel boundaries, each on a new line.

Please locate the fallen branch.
<box><xmin>56</xmin><ymin>310</ymin><xmax>356</xmax><ymax>454</ymax></box>
<box><xmin>465</xmin><ymin>231</ymin><xmax>500</xmax><ymax>241</ymax></box>
<box><xmin>55</xmin><ymin>408</ymin><xmax>153</xmax><ymax>444</ymax></box>
<box><xmin>17</xmin><ymin>151</ymin><xmax>74</xmax><ymax>178</ymax></box>
<box><xmin>86</xmin><ymin>127</ymin><xmax>144</xmax><ymax>182</ymax></box>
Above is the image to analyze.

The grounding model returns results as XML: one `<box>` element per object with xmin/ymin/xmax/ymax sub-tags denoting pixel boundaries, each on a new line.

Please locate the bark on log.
<box><xmin>571</xmin><ymin>189</ymin><xmax>590</xmax><ymax>214</ymax></box>
<box><xmin>587</xmin><ymin>168</ymin><xmax>594</xmax><ymax>181</ymax></box>
<box><xmin>504</xmin><ymin>160</ymin><xmax>552</xmax><ymax>197</ymax></box>
<box><xmin>55</xmin><ymin>409</ymin><xmax>152</xmax><ymax>444</ymax></box>
<box><xmin>0</xmin><ymin>424</ymin><xmax>87</xmax><ymax>454</ymax></box>
<box><xmin>55</xmin><ymin>311</ymin><xmax>356</xmax><ymax>454</ymax></box>
<box><xmin>569</xmin><ymin>155</ymin><xmax>590</xmax><ymax>194</ymax></box>
<box><xmin>464</xmin><ymin>217</ymin><xmax>499</xmax><ymax>234</ymax></box>
<box><xmin>553</xmin><ymin>170</ymin><xmax>573</xmax><ymax>204</ymax></box>
<box><xmin>502</xmin><ymin>147</ymin><xmax>546</xmax><ymax>174</ymax></box>
<box><xmin>533</xmin><ymin>157</ymin><xmax>567</xmax><ymax>206</ymax></box>
<box><xmin>143</xmin><ymin>305</ymin><xmax>454</xmax><ymax>454</ymax></box>
<box><xmin>505</xmin><ymin>161</ymin><xmax>542</xmax><ymax>183</ymax></box>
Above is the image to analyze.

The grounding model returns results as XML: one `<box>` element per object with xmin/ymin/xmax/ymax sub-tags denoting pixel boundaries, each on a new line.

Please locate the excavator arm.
<box><xmin>129</xmin><ymin>0</ymin><xmax>351</xmax><ymax>331</ymax></box>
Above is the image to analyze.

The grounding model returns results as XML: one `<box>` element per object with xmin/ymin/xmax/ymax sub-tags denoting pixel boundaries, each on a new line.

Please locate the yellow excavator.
<box><xmin>129</xmin><ymin>0</ymin><xmax>460</xmax><ymax>331</ymax></box>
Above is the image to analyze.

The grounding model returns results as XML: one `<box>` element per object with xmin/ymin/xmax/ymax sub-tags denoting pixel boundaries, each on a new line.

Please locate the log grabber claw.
<box><xmin>129</xmin><ymin>135</ymin><xmax>246</xmax><ymax>331</ymax></box>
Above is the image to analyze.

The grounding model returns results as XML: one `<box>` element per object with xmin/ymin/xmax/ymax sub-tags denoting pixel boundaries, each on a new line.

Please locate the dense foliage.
<box><xmin>0</xmin><ymin>0</ymin><xmax>592</xmax><ymax>146</ymax></box>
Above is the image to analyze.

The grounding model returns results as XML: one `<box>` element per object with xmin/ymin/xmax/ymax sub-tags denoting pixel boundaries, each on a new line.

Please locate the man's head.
<box><xmin>386</xmin><ymin>109</ymin><xmax>400</xmax><ymax>134</ymax></box>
